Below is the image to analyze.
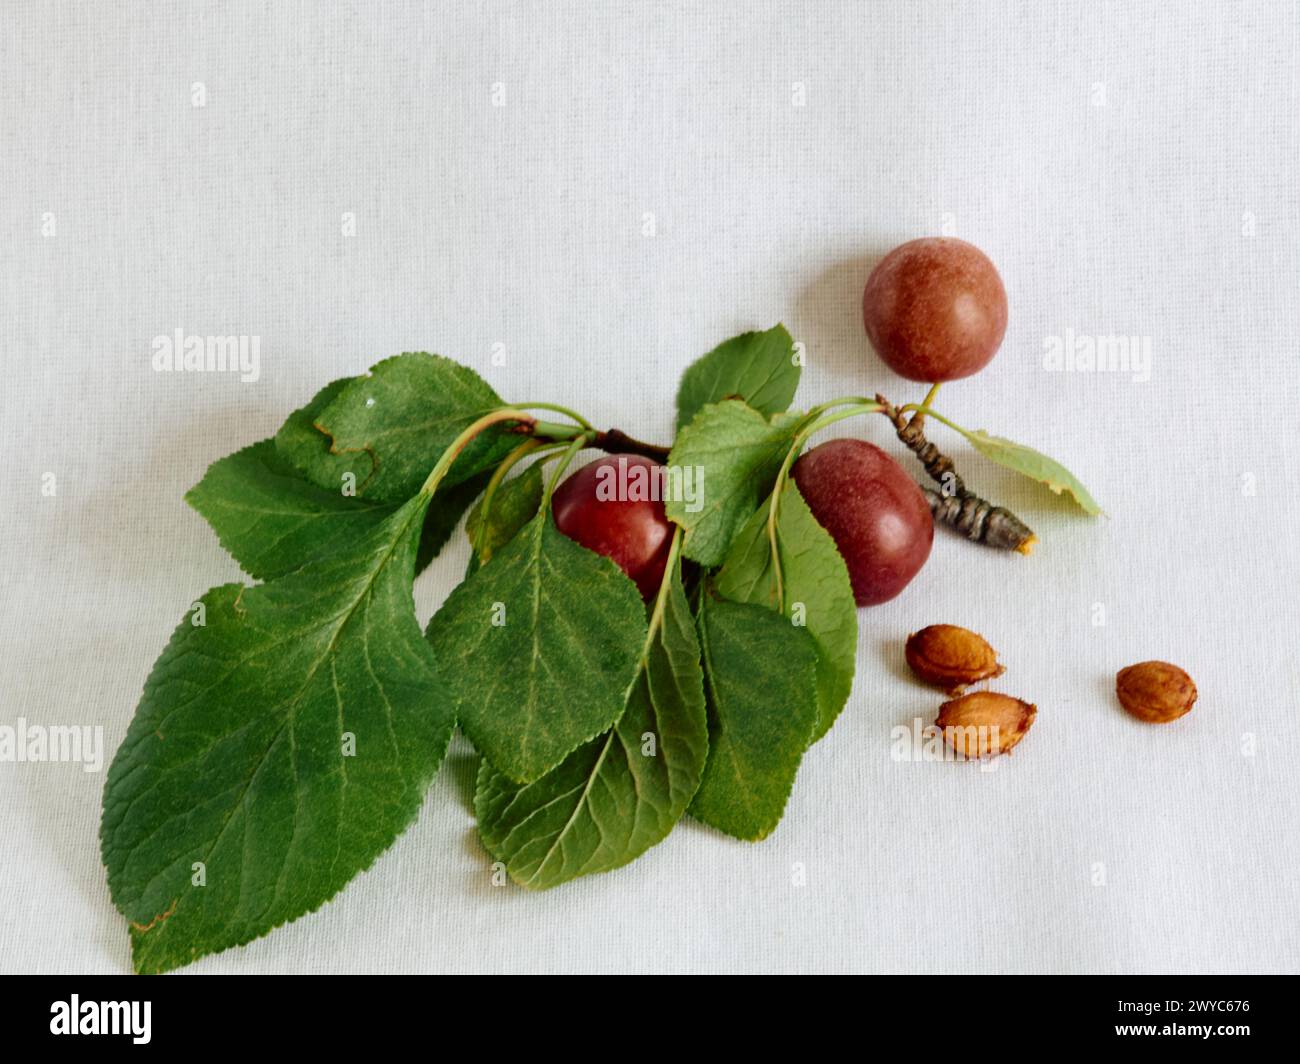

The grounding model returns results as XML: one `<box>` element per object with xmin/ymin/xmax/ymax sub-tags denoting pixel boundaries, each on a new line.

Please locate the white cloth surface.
<box><xmin>2</xmin><ymin>1</ymin><xmax>1298</xmax><ymax>974</ymax></box>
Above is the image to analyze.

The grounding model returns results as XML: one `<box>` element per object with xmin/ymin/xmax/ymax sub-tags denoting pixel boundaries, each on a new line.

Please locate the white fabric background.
<box><xmin>3</xmin><ymin>1</ymin><xmax>1298</xmax><ymax>974</ymax></box>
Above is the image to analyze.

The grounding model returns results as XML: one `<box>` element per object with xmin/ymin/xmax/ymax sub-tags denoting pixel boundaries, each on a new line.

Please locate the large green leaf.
<box><xmin>950</xmin><ymin>425</ymin><xmax>1103</xmax><ymax>516</ymax></box>
<box><xmin>689</xmin><ymin>594</ymin><xmax>819</xmax><ymax>841</ymax></box>
<box><xmin>101</xmin><ymin>495</ymin><xmax>454</xmax><ymax>975</ymax></box>
<box><xmin>187</xmin><ymin>439</ymin><xmax>487</xmax><ymax>581</ymax></box>
<box><xmin>675</xmin><ymin>324</ymin><xmax>800</xmax><ymax>431</ymax></box>
<box><xmin>475</xmin><ymin>566</ymin><xmax>708</xmax><ymax>889</ymax></box>
<box><xmin>299</xmin><ymin>353</ymin><xmax>516</xmax><ymax>502</ymax></box>
<box><xmin>426</xmin><ymin>511</ymin><xmax>648</xmax><ymax>783</ymax></box>
<box><xmin>186</xmin><ymin>439</ymin><xmax>393</xmax><ymax>581</ymax></box>
<box><xmin>665</xmin><ymin>400</ymin><xmax>801</xmax><ymax>567</ymax></box>
<box><xmin>715</xmin><ymin>482</ymin><xmax>857</xmax><ymax>741</ymax></box>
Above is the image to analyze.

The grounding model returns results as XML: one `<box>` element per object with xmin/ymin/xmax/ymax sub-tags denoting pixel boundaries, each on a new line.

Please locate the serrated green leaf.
<box><xmin>715</xmin><ymin>482</ymin><xmax>857</xmax><ymax>741</ymax></box>
<box><xmin>675</xmin><ymin>324</ymin><xmax>800</xmax><ymax>431</ymax></box>
<box><xmin>426</xmin><ymin>511</ymin><xmax>648</xmax><ymax>783</ymax></box>
<box><xmin>464</xmin><ymin>461</ymin><xmax>545</xmax><ymax>576</ymax></box>
<box><xmin>300</xmin><ymin>353</ymin><xmax>516</xmax><ymax>502</ymax></box>
<box><xmin>665</xmin><ymin>400</ymin><xmax>801</xmax><ymax>568</ymax></box>
<box><xmin>274</xmin><ymin>376</ymin><xmax>375</xmax><ymax>497</ymax></box>
<box><xmin>186</xmin><ymin>439</ymin><xmax>394</xmax><ymax>581</ymax></box>
<box><xmin>100</xmin><ymin>495</ymin><xmax>454</xmax><ymax>975</ymax></box>
<box><xmin>951</xmin><ymin>425</ymin><xmax>1103</xmax><ymax>516</ymax></box>
<box><xmin>186</xmin><ymin>439</ymin><xmax>486</xmax><ymax>581</ymax></box>
<box><xmin>476</xmin><ymin>565</ymin><xmax>708</xmax><ymax>889</ymax></box>
<box><xmin>689</xmin><ymin>594</ymin><xmax>820</xmax><ymax>841</ymax></box>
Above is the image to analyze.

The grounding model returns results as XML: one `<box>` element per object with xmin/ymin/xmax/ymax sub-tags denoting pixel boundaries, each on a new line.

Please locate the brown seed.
<box><xmin>1116</xmin><ymin>661</ymin><xmax>1196</xmax><ymax>723</ymax></box>
<box><xmin>905</xmin><ymin>624</ymin><xmax>1004</xmax><ymax>692</ymax></box>
<box><xmin>935</xmin><ymin>691</ymin><xmax>1036</xmax><ymax>758</ymax></box>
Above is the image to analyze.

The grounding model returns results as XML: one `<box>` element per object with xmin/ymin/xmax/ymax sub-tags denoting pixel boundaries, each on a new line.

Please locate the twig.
<box><xmin>591</xmin><ymin>428</ymin><xmax>671</xmax><ymax>462</ymax></box>
<box><xmin>876</xmin><ymin>395</ymin><xmax>1037</xmax><ymax>554</ymax></box>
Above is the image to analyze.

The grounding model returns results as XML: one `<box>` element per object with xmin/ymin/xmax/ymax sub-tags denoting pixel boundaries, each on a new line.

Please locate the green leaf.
<box><xmin>675</xmin><ymin>324</ymin><xmax>800</xmax><ymax>431</ymax></box>
<box><xmin>186</xmin><ymin>439</ymin><xmax>486</xmax><ymax>581</ymax></box>
<box><xmin>715</xmin><ymin>482</ymin><xmax>857</xmax><ymax>741</ymax></box>
<box><xmin>475</xmin><ymin>565</ymin><xmax>708</xmax><ymax>889</ymax></box>
<box><xmin>463</xmin><ymin>461</ymin><xmax>545</xmax><ymax>575</ymax></box>
<box><xmin>949</xmin><ymin>425</ymin><xmax>1103</xmax><ymax>516</ymax></box>
<box><xmin>274</xmin><ymin>377</ymin><xmax>374</xmax><ymax>498</ymax></box>
<box><xmin>689</xmin><ymin>594</ymin><xmax>820</xmax><ymax>841</ymax></box>
<box><xmin>186</xmin><ymin>439</ymin><xmax>394</xmax><ymax>581</ymax></box>
<box><xmin>100</xmin><ymin>495</ymin><xmax>454</xmax><ymax>975</ymax></box>
<box><xmin>665</xmin><ymin>400</ymin><xmax>801</xmax><ymax>568</ymax></box>
<box><xmin>426</xmin><ymin>511</ymin><xmax>648</xmax><ymax>783</ymax></box>
<box><xmin>301</xmin><ymin>353</ymin><xmax>516</xmax><ymax>502</ymax></box>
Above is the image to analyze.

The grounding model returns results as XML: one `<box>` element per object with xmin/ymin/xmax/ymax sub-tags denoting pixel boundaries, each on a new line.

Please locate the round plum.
<box><xmin>862</xmin><ymin>237</ymin><xmax>1008</xmax><ymax>382</ymax></box>
<box><xmin>551</xmin><ymin>454</ymin><xmax>673</xmax><ymax>600</ymax></box>
<box><xmin>792</xmin><ymin>439</ymin><xmax>933</xmax><ymax>606</ymax></box>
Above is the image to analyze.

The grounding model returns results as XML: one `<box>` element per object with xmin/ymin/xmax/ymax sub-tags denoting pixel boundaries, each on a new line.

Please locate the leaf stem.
<box><xmin>907</xmin><ymin>382</ymin><xmax>942</xmax><ymax>435</ymax></box>
<box><xmin>643</xmin><ymin>526</ymin><xmax>685</xmax><ymax>653</ymax></box>
<box><xmin>522</xmin><ymin>418</ymin><xmax>586</xmax><ymax>440</ymax></box>
<box><xmin>418</xmin><ymin>408</ymin><xmax>537</xmax><ymax>497</ymax></box>
<box><xmin>543</xmin><ymin>432</ymin><xmax>596</xmax><ymax>502</ymax></box>
<box><xmin>765</xmin><ymin>401</ymin><xmax>883</xmax><ymax>609</ymax></box>
<box><xmin>799</xmin><ymin>395</ymin><xmax>882</xmax><ymax>425</ymax></box>
<box><xmin>472</xmin><ymin>438</ymin><xmax>567</xmax><ymax>563</ymax></box>
<box><xmin>895</xmin><ymin>403</ymin><xmax>967</xmax><ymax>436</ymax></box>
<box><xmin>511</xmin><ymin>402</ymin><xmax>595</xmax><ymax>431</ymax></box>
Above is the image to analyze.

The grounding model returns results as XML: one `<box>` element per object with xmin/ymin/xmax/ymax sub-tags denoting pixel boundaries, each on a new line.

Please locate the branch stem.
<box><xmin>511</xmin><ymin>421</ymin><xmax>671</xmax><ymax>462</ymax></box>
<box><xmin>875</xmin><ymin>396</ymin><xmax>1036</xmax><ymax>554</ymax></box>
